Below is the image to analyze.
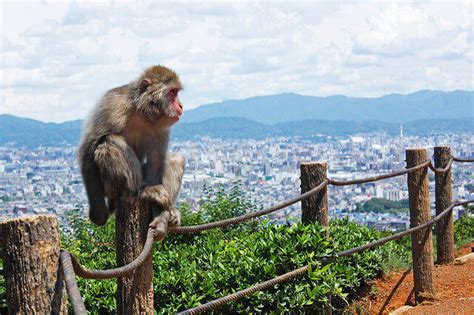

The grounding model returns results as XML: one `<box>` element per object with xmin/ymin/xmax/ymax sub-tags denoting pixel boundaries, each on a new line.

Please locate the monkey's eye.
<box><xmin>168</xmin><ymin>89</ymin><xmax>179</xmax><ymax>98</ymax></box>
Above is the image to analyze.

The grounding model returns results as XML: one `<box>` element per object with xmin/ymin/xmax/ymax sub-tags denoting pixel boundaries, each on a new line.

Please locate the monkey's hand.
<box><xmin>168</xmin><ymin>207</ymin><xmax>181</xmax><ymax>227</ymax></box>
<box><xmin>149</xmin><ymin>210</ymin><xmax>170</xmax><ymax>241</ymax></box>
<box><xmin>140</xmin><ymin>185</ymin><xmax>171</xmax><ymax>209</ymax></box>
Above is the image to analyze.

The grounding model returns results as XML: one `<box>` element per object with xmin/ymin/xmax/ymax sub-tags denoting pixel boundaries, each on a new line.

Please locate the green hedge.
<box><xmin>152</xmin><ymin>218</ymin><xmax>409</xmax><ymax>313</ymax></box>
<box><xmin>57</xmin><ymin>186</ymin><xmax>410</xmax><ymax>313</ymax></box>
<box><xmin>0</xmin><ymin>189</ymin><xmax>471</xmax><ymax>314</ymax></box>
<box><xmin>454</xmin><ymin>207</ymin><xmax>474</xmax><ymax>246</ymax></box>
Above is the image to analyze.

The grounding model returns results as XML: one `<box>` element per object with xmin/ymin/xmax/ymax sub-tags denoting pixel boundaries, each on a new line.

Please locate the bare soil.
<box><xmin>351</xmin><ymin>242</ymin><xmax>474</xmax><ymax>314</ymax></box>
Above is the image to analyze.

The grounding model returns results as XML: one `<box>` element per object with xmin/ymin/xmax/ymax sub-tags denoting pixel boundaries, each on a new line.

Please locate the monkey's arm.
<box><xmin>141</xmin><ymin>150</ymin><xmax>184</xmax><ymax>201</ymax></box>
<box><xmin>162</xmin><ymin>154</ymin><xmax>185</xmax><ymax>202</ymax></box>
<box><xmin>161</xmin><ymin>153</ymin><xmax>185</xmax><ymax>226</ymax></box>
<box><xmin>143</xmin><ymin>153</ymin><xmax>185</xmax><ymax>239</ymax></box>
<box><xmin>140</xmin><ymin>146</ymin><xmax>171</xmax><ymax>210</ymax></box>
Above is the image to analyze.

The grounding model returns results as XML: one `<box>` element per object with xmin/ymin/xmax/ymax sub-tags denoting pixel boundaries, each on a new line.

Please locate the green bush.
<box><xmin>56</xmin><ymin>185</ymin><xmax>408</xmax><ymax>313</ymax></box>
<box><xmin>354</xmin><ymin>198</ymin><xmax>409</xmax><ymax>214</ymax></box>
<box><xmin>3</xmin><ymin>187</ymin><xmax>470</xmax><ymax>314</ymax></box>
<box><xmin>154</xmin><ymin>218</ymin><xmax>410</xmax><ymax>313</ymax></box>
<box><xmin>454</xmin><ymin>210</ymin><xmax>474</xmax><ymax>246</ymax></box>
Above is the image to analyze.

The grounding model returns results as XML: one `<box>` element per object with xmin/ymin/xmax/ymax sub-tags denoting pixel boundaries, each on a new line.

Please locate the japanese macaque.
<box><xmin>77</xmin><ymin>65</ymin><xmax>185</xmax><ymax>240</ymax></box>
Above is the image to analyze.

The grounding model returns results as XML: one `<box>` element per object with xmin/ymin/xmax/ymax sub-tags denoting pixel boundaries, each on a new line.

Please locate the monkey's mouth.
<box><xmin>168</xmin><ymin>114</ymin><xmax>181</xmax><ymax>122</ymax></box>
<box><xmin>165</xmin><ymin>107</ymin><xmax>183</xmax><ymax>121</ymax></box>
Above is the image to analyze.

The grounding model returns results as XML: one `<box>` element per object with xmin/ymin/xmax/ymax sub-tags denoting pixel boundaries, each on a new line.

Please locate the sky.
<box><xmin>0</xmin><ymin>0</ymin><xmax>472</xmax><ymax>122</ymax></box>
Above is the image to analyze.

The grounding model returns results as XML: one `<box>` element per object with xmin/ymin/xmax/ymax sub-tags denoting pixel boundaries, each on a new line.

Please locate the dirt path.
<box><xmin>352</xmin><ymin>242</ymin><xmax>474</xmax><ymax>314</ymax></box>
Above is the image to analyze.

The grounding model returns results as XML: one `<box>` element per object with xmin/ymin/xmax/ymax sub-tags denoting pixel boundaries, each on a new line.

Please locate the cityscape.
<box><xmin>1</xmin><ymin>130</ymin><xmax>472</xmax><ymax>231</ymax></box>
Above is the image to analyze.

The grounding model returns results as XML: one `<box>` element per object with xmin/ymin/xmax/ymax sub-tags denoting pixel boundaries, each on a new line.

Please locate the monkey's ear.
<box><xmin>139</xmin><ymin>78</ymin><xmax>152</xmax><ymax>94</ymax></box>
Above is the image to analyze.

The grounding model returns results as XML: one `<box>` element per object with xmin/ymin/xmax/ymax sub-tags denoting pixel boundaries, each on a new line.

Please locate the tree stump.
<box><xmin>0</xmin><ymin>215</ymin><xmax>66</xmax><ymax>314</ymax></box>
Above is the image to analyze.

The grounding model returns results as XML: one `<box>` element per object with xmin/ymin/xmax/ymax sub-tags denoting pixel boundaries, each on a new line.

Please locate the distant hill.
<box><xmin>1</xmin><ymin>114</ymin><xmax>473</xmax><ymax>147</ymax></box>
<box><xmin>1</xmin><ymin>90</ymin><xmax>472</xmax><ymax>146</ymax></box>
<box><xmin>182</xmin><ymin>90</ymin><xmax>474</xmax><ymax>124</ymax></box>
<box><xmin>0</xmin><ymin>114</ymin><xmax>82</xmax><ymax>147</ymax></box>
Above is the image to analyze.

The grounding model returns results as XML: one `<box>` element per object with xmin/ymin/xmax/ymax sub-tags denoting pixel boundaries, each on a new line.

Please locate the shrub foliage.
<box><xmin>0</xmin><ymin>187</ymin><xmax>472</xmax><ymax>314</ymax></box>
<box><xmin>59</xmin><ymin>186</ymin><xmax>409</xmax><ymax>313</ymax></box>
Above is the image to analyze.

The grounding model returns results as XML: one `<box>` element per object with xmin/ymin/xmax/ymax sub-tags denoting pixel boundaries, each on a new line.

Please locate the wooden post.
<box><xmin>300</xmin><ymin>162</ymin><xmax>329</xmax><ymax>227</ymax></box>
<box><xmin>300</xmin><ymin>162</ymin><xmax>331</xmax><ymax>314</ymax></box>
<box><xmin>406</xmin><ymin>148</ymin><xmax>435</xmax><ymax>303</ymax></box>
<box><xmin>0</xmin><ymin>215</ymin><xmax>66</xmax><ymax>314</ymax></box>
<box><xmin>116</xmin><ymin>200</ymin><xmax>154</xmax><ymax>314</ymax></box>
<box><xmin>434</xmin><ymin>146</ymin><xmax>454</xmax><ymax>264</ymax></box>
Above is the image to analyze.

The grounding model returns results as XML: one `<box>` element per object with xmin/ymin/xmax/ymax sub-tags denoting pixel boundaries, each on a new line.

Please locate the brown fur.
<box><xmin>78</xmin><ymin>65</ymin><xmax>185</xmax><ymax>238</ymax></box>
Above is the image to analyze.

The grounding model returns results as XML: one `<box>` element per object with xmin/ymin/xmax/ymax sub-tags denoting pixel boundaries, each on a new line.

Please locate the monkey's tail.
<box><xmin>81</xmin><ymin>152</ymin><xmax>109</xmax><ymax>226</ymax></box>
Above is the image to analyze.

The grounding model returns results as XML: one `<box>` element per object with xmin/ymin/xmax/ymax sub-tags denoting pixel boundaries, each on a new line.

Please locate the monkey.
<box><xmin>77</xmin><ymin>65</ymin><xmax>185</xmax><ymax>240</ymax></box>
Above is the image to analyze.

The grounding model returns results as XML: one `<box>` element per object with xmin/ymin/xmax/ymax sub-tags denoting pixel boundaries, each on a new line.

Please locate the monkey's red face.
<box><xmin>167</xmin><ymin>88</ymin><xmax>183</xmax><ymax>121</ymax></box>
<box><xmin>157</xmin><ymin>88</ymin><xmax>183</xmax><ymax>127</ymax></box>
<box><xmin>136</xmin><ymin>83</ymin><xmax>184</xmax><ymax>122</ymax></box>
<box><xmin>135</xmin><ymin>67</ymin><xmax>184</xmax><ymax>124</ymax></box>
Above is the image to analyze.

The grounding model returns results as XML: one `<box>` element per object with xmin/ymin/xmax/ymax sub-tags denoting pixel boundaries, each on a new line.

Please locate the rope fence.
<box><xmin>453</xmin><ymin>156</ymin><xmax>474</xmax><ymax>163</ymax></box>
<box><xmin>170</xmin><ymin>179</ymin><xmax>329</xmax><ymax>234</ymax></box>
<box><xmin>67</xmin><ymin>228</ymin><xmax>156</xmax><ymax>279</ymax></box>
<box><xmin>179</xmin><ymin>199</ymin><xmax>473</xmax><ymax>315</ymax></box>
<box><xmin>429</xmin><ymin>157</ymin><xmax>453</xmax><ymax>174</ymax></box>
<box><xmin>57</xmin><ymin>153</ymin><xmax>474</xmax><ymax>314</ymax></box>
<box><xmin>1</xmin><ymin>151</ymin><xmax>472</xmax><ymax>314</ymax></box>
<box><xmin>170</xmin><ymin>159</ymin><xmax>434</xmax><ymax>234</ymax></box>
<box><xmin>60</xmin><ymin>250</ymin><xmax>87</xmax><ymax>314</ymax></box>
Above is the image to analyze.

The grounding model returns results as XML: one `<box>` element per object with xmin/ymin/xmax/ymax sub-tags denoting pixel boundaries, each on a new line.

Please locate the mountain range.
<box><xmin>182</xmin><ymin>90</ymin><xmax>473</xmax><ymax>124</ymax></box>
<box><xmin>0</xmin><ymin>90</ymin><xmax>472</xmax><ymax>147</ymax></box>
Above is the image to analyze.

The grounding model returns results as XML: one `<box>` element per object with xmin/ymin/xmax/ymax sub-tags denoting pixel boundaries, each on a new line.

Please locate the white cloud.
<box><xmin>0</xmin><ymin>0</ymin><xmax>472</xmax><ymax>122</ymax></box>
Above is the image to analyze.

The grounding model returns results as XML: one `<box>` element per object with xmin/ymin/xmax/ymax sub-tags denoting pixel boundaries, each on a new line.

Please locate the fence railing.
<box><xmin>0</xmin><ymin>146</ymin><xmax>473</xmax><ymax>314</ymax></box>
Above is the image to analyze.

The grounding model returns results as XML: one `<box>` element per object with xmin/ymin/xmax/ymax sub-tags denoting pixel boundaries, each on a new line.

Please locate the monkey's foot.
<box><xmin>149</xmin><ymin>212</ymin><xmax>169</xmax><ymax>241</ymax></box>
<box><xmin>168</xmin><ymin>207</ymin><xmax>181</xmax><ymax>227</ymax></box>
<box><xmin>140</xmin><ymin>185</ymin><xmax>171</xmax><ymax>209</ymax></box>
<box><xmin>89</xmin><ymin>208</ymin><xmax>109</xmax><ymax>227</ymax></box>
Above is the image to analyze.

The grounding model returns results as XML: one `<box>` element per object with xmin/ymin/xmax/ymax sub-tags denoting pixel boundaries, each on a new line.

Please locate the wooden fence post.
<box><xmin>406</xmin><ymin>148</ymin><xmax>435</xmax><ymax>303</ymax></box>
<box><xmin>116</xmin><ymin>200</ymin><xmax>154</xmax><ymax>314</ymax></box>
<box><xmin>300</xmin><ymin>162</ymin><xmax>329</xmax><ymax>228</ymax></box>
<box><xmin>0</xmin><ymin>215</ymin><xmax>66</xmax><ymax>314</ymax></box>
<box><xmin>434</xmin><ymin>146</ymin><xmax>454</xmax><ymax>264</ymax></box>
<box><xmin>300</xmin><ymin>162</ymin><xmax>331</xmax><ymax>314</ymax></box>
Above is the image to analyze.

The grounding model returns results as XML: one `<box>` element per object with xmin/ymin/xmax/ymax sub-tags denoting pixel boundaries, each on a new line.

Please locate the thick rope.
<box><xmin>453</xmin><ymin>156</ymin><xmax>474</xmax><ymax>163</ymax></box>
<box><xmin>178</xmin><ymin>199</ymin><xmax>473</xmax><ymax>315</ymax></box>
<box><xmin>429</xmin><ymin>157</ymin><xmax>453</xmax><ymax>174</ymax></box>
<box><xmin>60</xmin><ymin>250</ymin><xmax>87</xmax><ymax>314</ymax></box>
<box><xmin>170</xmin><ymin>180</ymin><xmax>330</xmax><ymax>234</ymax></box>
<box><xmin>171</xmin><ymin>161</ymin><xmax>431</xmax><ymax>234</ymax></box>
<box><xmin>328</xmin><ymin>159</ymin><xmax>431</xmax><ymax>186</ymax></box>
<box><xmin>332</xmin><ymin>199</ymin><xmax>472</xmax><ymax>258</ymax></box>
<box><xmin>68</xmin><ymin>228</ymin><xmax>156</xmax><ymax>279</ymax></box>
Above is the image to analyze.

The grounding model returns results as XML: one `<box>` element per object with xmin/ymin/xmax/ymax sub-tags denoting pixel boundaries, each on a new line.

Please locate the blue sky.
<box><xmin>1</xmin><ymin>0</ymin><xmax>472</xmax><ymax>122</ymax></box>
